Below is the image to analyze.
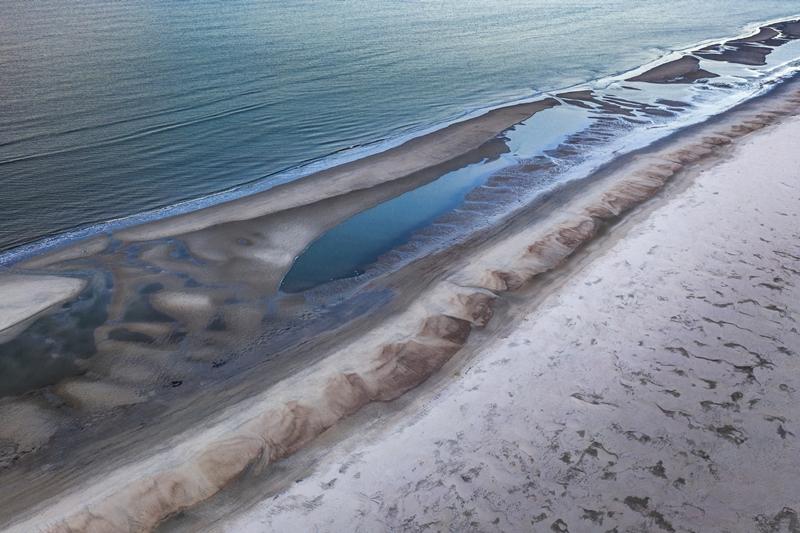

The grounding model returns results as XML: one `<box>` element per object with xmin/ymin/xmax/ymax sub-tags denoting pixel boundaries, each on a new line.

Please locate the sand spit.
<box><xmin>0</xmin><ymin>275</ymin><xmax>86</xmax><ymax>339</ymax></box>
<box><xmin>625</xmin><ymin>19</ymin><xmax>800</xmax><ymax>83</ymax></box>
<box><xmin>6</xmin><ymin>75</ymin><xmax>800</xmax><ymax>532</ymax></box>
<box><xmin>0</xmin><ymin>96</ymin><xmax>555</xmax><ymax>406</ymax></box>
<box><xmin>111</xmin><ymin>99</ymin><xmax>558</xmax><ymax>243</ymax></box>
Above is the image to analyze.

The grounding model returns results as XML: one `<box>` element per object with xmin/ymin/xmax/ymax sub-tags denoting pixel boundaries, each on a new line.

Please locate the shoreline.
<box><xmin>2</xmin><ymin>14</ymin><xmax>799</xmax><ymax>267</ymax></box>
<box><xmin>0</xmin><ymin>17</ymin><xmax>796</xmax><ymax>328</ymax></box>
<box><xmin>0</xmin><ymin>99</ymin><xmax>557</xmax><ymax>267</ymax></box>
<box><xmin>3</xmin><ymin>62</ymin><xmax>800</xmax><ymax>532</ymax></box>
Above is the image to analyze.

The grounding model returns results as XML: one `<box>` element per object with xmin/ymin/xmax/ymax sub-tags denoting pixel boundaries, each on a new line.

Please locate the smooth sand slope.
<box><xmin>218</xmin><ymin>115</ymin><xmax>800</xmax><ymax>531</ymax></box>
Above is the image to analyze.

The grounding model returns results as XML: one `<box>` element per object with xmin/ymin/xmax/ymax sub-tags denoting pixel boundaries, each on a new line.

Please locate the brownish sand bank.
<box><xmin>626</xmin><ymin>56</ymin><xmax>718</xmax><ymax>84</ymax></box>
<box><xmin>3</xmin><ymin>72</ymin><xmax>799</xmax><ymax>531</ymax></box>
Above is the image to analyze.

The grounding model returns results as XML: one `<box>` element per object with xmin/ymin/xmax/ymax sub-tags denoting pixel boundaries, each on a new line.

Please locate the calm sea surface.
<box><xmin>1</xmin><ymin>0</ymin><xmax>797</xmax><ymax>252</ymax></box>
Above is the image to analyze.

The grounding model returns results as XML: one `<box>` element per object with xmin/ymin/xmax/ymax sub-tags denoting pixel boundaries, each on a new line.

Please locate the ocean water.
<box><xmin>0</xmin><ymin>0</ymin><xmax>798</xmax><ymax>254</ymax></box>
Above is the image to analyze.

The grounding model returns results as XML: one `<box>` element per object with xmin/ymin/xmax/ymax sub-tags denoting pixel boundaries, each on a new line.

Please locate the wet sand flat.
<box><xmin>219</xmin><ymin>109</ymin><xmax>800</xmax><ymax>533</ymax></box>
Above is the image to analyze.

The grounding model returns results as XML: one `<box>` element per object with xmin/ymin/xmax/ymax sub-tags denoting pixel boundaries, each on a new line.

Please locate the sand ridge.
<box><xmin>113</xmin><ymin>99</ymin><xmax>559</xmax><ymax>243</ymax></box>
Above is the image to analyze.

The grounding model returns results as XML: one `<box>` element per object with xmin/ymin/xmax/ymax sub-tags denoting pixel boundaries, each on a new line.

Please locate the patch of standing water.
<box><xmin>280</xmin><ymin>106</ymin><xmax>593</xmax><ymax>293</ymax></box>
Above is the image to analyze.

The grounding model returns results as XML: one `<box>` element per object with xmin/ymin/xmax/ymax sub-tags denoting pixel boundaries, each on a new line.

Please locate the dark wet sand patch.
<box><xmin>693</xmin><ymin>20</ymin><xmax>800</xmax><ymax>67</ymax></box>
<box><xmin>656</xmin><ymin>99</ymin><xmax>690</xmax><ymax>109</ymax></box>
<box><xmin>771</xmin><ymin>20</ymin><xmax>800</xmax><ymax>39</ymax></box>
<box><xmin>107</xmin><ymin>328</ymin><xmax>155</xmax><ymax>344</ymax></box>
<box><xmin>728</xmin><ymin>26</ymin><xmax>780</xmax><ymax>44</ymax></box>
<box><xmin>559</xmin><ymin>90</ymin><xmax>676</xmax><ymax>119</ymax></box>
<box><xmin>627</xmin><ymin>56</ymin><xmax>718</xmax><ymax>84</ymax></box>
<box><xmin>695</xmin><ymin>43</ymin><xmax>772</xmax><ymax>66</ymax></box>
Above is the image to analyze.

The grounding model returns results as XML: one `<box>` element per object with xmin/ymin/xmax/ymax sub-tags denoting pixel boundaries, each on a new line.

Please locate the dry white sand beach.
<box><xmin>214</xmin><ymin>114</ymin><xmax>800</xmax><ymax>532</ymax></box>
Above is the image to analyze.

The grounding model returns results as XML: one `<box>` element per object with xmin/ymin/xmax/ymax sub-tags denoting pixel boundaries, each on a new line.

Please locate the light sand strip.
<box><xmin>115</xmin><ymin>100</ymin><xmax>558</xmax><ymax>242</ymax></box>
<box><xmin>0</xmin><ymin>275</ymin><xmax>86</xmax><ymax>338</ymax></box>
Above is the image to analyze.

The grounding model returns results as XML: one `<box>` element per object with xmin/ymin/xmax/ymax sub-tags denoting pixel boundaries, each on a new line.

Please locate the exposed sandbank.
<box><xmin>695</xmin><ymin>18</ymin><xmax>800</xmax><ymax>66</ymax></box>
<box><xmin>627</xmin><ymin>56</ymin><xmax>718</xmax><ymax>84</ymax></box>
<box><xmin>113</xmin><ymin>99</ymin><xmax>558</xmax><ymax>243</ymax></box>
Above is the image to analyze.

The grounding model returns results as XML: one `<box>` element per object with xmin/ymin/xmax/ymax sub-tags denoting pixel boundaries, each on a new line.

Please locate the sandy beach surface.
<box><xmin>0</xmin><ymin>275</ymin><xmax>85</xmax><ymax>338</ymax></box>
<box><xmin>209</xmin><ymin>113</ymin><xmax>800</xmax><ymax>531</ymax></box>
